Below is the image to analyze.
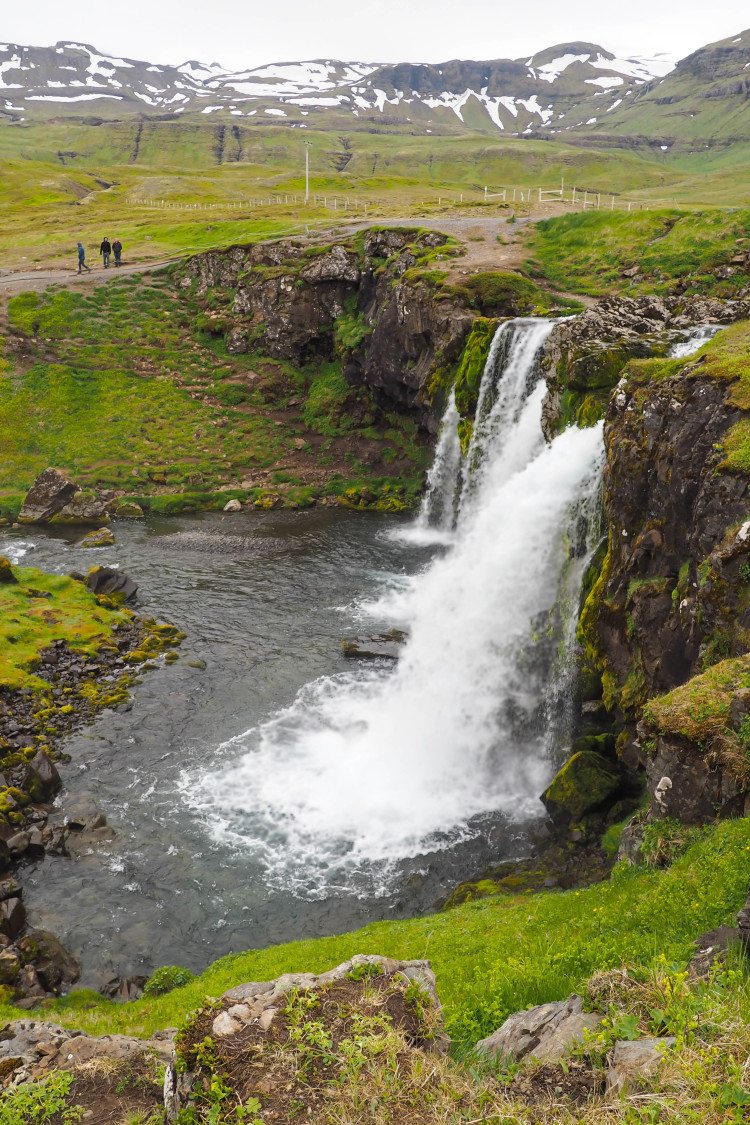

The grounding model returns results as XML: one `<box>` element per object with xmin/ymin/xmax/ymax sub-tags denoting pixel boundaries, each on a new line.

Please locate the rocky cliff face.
<box><xmin>183</xmin><ymin>231</ymin><xmax>536</xmax><ymax>433</ymax></box>
<box><xmin>541</xmin><ymin>293</ymin><xmax>750</xmax><ymax>438</ymax></box>
<box><xmin>575</xmin><ymin>322</ymin><xmax>750</xmax><ymax>821</ymax></box>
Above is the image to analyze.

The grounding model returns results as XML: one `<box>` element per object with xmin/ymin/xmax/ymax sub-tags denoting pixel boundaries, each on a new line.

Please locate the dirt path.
<box><xmin>0</xmin><ymin>205</ymin><xmax>593</xmax><ymax>305</ymax></box>
<box><xmin>0</xmin><ymin>257</ymin><xmax>180</xmax><ymax>298</ymax></box>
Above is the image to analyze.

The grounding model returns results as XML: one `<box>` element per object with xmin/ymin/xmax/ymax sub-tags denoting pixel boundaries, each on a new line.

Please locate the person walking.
<box><xmin>112</xmin><ymin>238</ymin><xmax>123</xmax><ymax>267</ymax></box>
<box><xmin>76</xmin><ymin>242</ymin><xmax>91</xmax><ymax>273</ymax></box>
<box><xmin>99</xmin><ymin>236</ymin><xmax>112</xmax><ymax>268</ymax></box>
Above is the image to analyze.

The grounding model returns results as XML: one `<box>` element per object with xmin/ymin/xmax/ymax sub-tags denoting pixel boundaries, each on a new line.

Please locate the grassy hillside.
<box><xmin>0</xmin><ymin>120</ymin><xmax>739</xmax><ymax>272</ymax></box>
<box><xmin>525</xmin><ymin>208</ymin><xmax>750</xmax><ymax>296</ymax></box>
<box><xmin>0</xmin><ymin>272</ymin><xmax>429</xmax><ymax>512</ymax></box>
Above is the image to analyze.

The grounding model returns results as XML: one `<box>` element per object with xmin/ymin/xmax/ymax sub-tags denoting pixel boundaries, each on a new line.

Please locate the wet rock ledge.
<box><xmin>0</xmin><ymin>553</ymin><xmax>183</xmax><ymax>1006</ymax></box>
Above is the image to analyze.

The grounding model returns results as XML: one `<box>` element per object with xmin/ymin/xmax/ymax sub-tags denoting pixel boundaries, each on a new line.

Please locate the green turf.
<box><xmin>525</xmin><ymin>208</ymin><xmax>750</xmax><ymax>296</ymax></box>
<box><xmin>0</xmin><ymin>273</ymin><xmax>429</xmax><ymax>505</ymax></box>
<box><xmin>5</xmin><ymin>816</ymin><xmax>749</xmax><ymax>1054</ymax></box>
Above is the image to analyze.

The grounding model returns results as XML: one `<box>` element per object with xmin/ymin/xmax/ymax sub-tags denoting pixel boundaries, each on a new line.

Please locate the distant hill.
<box><xmin>0</xmin><ymin>39</ymin><xmax>674</xmax><ymax>137</ymax></box>
<box><xmin>570</xmin><ymin>28</ymin><xmax>750</xmax><ymax>151</ymax></box>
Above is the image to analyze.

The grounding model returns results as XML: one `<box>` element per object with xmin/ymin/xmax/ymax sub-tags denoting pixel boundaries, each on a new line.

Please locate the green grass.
<box><xmin>619</xmin><ymin>321</ymin><xmax>750</xmax><ymax>474</ymax></box>
<box><xmin>0</xmin><ymin>564</ymin><xmax>130</xmax><ymax>691</ymax></box>
<box><xmin>3</xmin><ymin>116</ymin><xmax>750</xmax><ymax>274</ymax></box>
<box><xmin>0</xmin><ymin>274</ymin><xmax>428</xmax><ymax>500</ymax></box>
<box><xmin>8</xmin><ymin>816</ymin><xmax>750</xmax><ymax>1055</ymax></box>
<box><xmin>526</xmin><ymin>208</ymin><xmax>750</xmax><ymax>296</ymax></box>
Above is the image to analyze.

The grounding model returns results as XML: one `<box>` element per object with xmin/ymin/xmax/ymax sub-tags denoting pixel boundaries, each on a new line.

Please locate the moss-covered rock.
<box><xmin>453</xmin><ymin>317</ymin><xmax>499</xmax><ymax>420</ymax></box>
<box><xmin>0</xmin><ymin>556</ymin><xmax>17</xmax><ymax>585</ymax></box>
<box><xmin>115</xmin><ymin>501</ymin><xmax>145</xmax><ymax>519</ymax></box>
<box><xmin>542</xmin><ymin>752</ymin><xmax>624</xmax><ymax>825</ymax></box>
<box><xmin>76</xmin><ymin>527</ymin><xmax>115</xmax><ymax>549</ymax></box>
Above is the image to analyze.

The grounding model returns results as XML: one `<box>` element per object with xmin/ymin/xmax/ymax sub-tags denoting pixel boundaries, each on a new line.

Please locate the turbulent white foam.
<box><xmin>182</xmin><ymin>320</ymin><xmax>604</xmax><ymax>894</ymax></box>
<box><xmin>0</xmin><ymin>539</ymin><xmax>34</xmax><ymax>563</ymax></box>
<box><xmin>669</xmin><ymin>323</ymin><xmax>724</xmax><ymax>358</ymax></box>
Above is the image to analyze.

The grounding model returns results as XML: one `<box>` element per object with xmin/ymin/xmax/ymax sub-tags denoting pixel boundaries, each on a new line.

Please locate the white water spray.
<box><xmin>182</xmin><ymin>319</ymin><xmax>604</xmax><ymax>893</ymax></box>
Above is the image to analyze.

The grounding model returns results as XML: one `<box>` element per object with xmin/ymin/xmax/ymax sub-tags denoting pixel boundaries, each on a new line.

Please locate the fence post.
<box><xmin>597</xmin><ymin>193</ymin><xmax>601</xmax><ymax>209</ymax></box>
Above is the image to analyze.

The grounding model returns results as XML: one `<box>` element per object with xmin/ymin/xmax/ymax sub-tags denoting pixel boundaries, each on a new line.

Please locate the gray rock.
<box><xmin>223</xmin><ymin>498</ymin><xmax>242</xmax><ymax>512</ymax></box>
<box><xmin>605</xmin><ymin>1037</ymin><xmax>676</xmax><ymax>1094</ymax></box>
<box><xmin>212</xmin><ymin>1012</ymin><xmax>241</xmax><ymax>1038</ymax></box>
<box><xmin>688</xmin><ymin>925</ymin><xmax>739</xmax><ymax>979</ymax></box>
<box><xmin>221</xmin><ymin>980</ymin><xmax>274</xmax><ymax>1003</ymax></box>
<box><xmin>75</xmin><ymin>527</ymin><xmax>115</xmax><ymax>549</ymax></box>
<box><xmin>18</xmin><ymin>468</ymin><xmax>77</xmax><ymax>524</ymax></box>
<box><xmin>0</xmin><ymin>897</ymin><xmax>26</xmax><ymax>941</ymax></box>
<box><xmin>300</xmin><ymin>244</ymin><xmax>360</xmax><ymax>284</ymax></box>
<box><xmin>225</xmin><ymin>328</ymin><xmax>248</xmax><ymax>354</ymax></box>
<box><xmin>476</xmin><ymin>995</ymin><xmax>602</xmax><ymax>1062</ymax></box>
<box><xmin>115</xmin><ymin>501</ymin><xmax>145</xmax><ymax>519</ymax></box>
<box><xmin>6</xmin><ymin>833</ymin><xmax>29</xmax><ymax>859</ymax></box>
<box><xmin>341</xmin><ymin>631</ymin><xmax>407</xmax><ymax>660</ymax></box>
<box><xmin>85</xmin><ymin>566</ymin><xmax>138</xmax><ymax>601</ymax></box>
<box><xmin>54</xmin><ymin>493</ymin><xmax>110</xmax><ymax>525</ymax></box>
<box><xmin>15</xmin><ymin>930</ymin><xmax>80</xmax><ymax>993</ymax></box>
<box><xmin>30</xmin><ymin>750</ymin><xmax>60</xmax><ymax>797</ymax></box>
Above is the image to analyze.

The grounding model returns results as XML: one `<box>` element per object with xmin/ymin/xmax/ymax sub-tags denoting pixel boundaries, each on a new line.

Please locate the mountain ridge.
<box><xmin>0</xmin><ymin>37</ymin><xmax>675</xmax><ymax>137</ymax></box>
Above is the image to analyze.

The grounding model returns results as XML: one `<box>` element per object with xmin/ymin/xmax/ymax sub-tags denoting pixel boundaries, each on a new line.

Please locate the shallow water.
<box><xmin>1</xmin><ymin>511</ymin><xmax>535</xmax><ymax>984</ymax></box>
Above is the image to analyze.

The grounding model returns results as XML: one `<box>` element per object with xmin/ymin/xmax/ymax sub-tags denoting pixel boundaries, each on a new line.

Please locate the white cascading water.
<box><xmin>182</xmin><ymin>318</ymin><xmax>605</xmax><ymax>894</ymax></box>
<box><xmin>670</xmin><ymin>323</ymin><xmax>724</xmax><ymax>358</ymax></box>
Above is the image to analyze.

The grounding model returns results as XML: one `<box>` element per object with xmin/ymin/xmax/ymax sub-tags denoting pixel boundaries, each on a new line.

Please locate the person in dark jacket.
<box><xmin>77</xmin><ymin>242</ymin><xmax>91</xmax><ymax>273</ymax></box>
<box><xmin>100</xmin><ymin>237</ymin><xmax>112</xmax><ymax>268</ymax></box>
<box><xmin>112</xmin><ymin>238</ymin><xmax>123</xmax><ymax>267</ymax></box>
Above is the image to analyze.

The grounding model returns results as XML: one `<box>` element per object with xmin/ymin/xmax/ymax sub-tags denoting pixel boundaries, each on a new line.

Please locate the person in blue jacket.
<box><xmin>77</xmin><ymin>242</ymin><xmax>91</xmax><ymax>273</ymax></box>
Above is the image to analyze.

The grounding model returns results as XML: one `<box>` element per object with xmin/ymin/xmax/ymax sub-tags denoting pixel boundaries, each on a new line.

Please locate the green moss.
<box><xmin>453</xmin><ymin>318</ymin><xmax>498</xmax><ymax>420</ymax></box>
<box><xmin>644</xmin><ymin>653</ymin><xmax>750</xmax><ymax>748</ymax></box>
<box><xmin>442</xmin><ymin>271</ymin><xmax>579</xmax><ymax>316</ymax></box>
<box><xmin>542</xmin><ymin>751</ymin><xmax>623</xmax><ymax>821</ymax></box>
<box><xmin>0</xmin><ymin>564</ymin><xmax>131</xmax><ymax>691</ymax></box>
<box><xmin>333</xmin><ymin>305</ymin><xmax>371</xmax><ymax>354</ymax></box>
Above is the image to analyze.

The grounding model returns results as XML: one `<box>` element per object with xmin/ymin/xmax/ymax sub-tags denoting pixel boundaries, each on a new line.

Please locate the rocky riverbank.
<box><xmin>0</xmin><ymin>542</ymin><xmax>183</xmax><ymax>1006</ymax></box>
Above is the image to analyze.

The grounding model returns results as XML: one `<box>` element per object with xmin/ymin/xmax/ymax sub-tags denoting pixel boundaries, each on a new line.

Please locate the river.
<box><xmin>1</xmin><ymin>510</ymin><xmax>536</xmax><ymax>985</ymax></box>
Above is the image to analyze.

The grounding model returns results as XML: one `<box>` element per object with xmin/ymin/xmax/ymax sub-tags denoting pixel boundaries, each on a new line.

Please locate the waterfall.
<box><xmin>182</xmin><ymin>318</ymin><xmax>604</xmax><ymax>895</ymax></box>
<box><xmin>415</xmin><ymin>390</ymin><xmax>461</xmax><ymax>538</ymax></box>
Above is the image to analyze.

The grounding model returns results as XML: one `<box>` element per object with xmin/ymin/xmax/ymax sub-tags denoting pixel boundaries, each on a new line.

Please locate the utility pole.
<box><xmin>304</xmin><ymin>142</ymin><xmax>311</xmax><ymax>204</ymax></box>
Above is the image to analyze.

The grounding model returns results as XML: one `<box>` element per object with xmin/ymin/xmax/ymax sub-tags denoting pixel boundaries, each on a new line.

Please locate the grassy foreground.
<box><xmin>6</xmin><ymin>817</ymin><xmax>750</xmax><ymax>1054</ymax></box>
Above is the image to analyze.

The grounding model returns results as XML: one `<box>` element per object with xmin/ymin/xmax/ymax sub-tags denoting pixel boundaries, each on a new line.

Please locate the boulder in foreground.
<box><xmin>17</xmin><ymin>468</ymin><xmax>77</xmax><ymax>524</ymax></box>
<box><xmin>476</xmin><ymin>995</ymin><xmax>602</xmax><ymax>1062</ymax></box>
<box><xmin>164</xmin><ymin>954</ymin><xmax>448</xmax><ymax>1123</ymax></box>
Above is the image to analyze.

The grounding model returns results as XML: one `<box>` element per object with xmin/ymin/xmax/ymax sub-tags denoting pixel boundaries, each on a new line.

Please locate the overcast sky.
<box><xmin>3</xmin><ymin>1</ymin><xmax>748</xmax><ymax>70</ymax></box>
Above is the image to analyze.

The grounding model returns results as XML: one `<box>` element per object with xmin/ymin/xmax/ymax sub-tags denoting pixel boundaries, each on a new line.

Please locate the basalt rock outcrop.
<box><xmin>576</xmin><ymin>321</ymin><xmax>750</xmax><ymax>821</ymax></box>
<box><xmin>183</xmin><ymin>231</ymin><xmax>540</xmax><ymax>433</ymax></box>
<box><xmin>542</xmin><ymin>293</ymin><xmax>750</xmax><ymax>438</ymax></box>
